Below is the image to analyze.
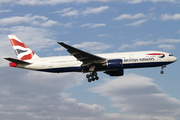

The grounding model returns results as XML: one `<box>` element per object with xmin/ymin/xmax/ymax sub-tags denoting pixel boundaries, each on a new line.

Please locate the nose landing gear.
<box><xmin>86</xmin><ymin>72</ymin><xmax>99</xmax><ymax>82</ymax></box>
<box><xmin>160</xmin><ymin>65</ymin><xmax>166</xmax><ymax>74</ymax></box>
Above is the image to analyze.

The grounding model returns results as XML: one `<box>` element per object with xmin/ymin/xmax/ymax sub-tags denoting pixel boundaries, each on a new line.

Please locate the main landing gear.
<box><xmin>160</xmin><ymin>65</ymin><xmax>166</xmax><ymax>74</ymax></box>
<box><xmin>86</xmin><ymin>72</ymin><xmax>99</xmax><ymax>82</ymax></box>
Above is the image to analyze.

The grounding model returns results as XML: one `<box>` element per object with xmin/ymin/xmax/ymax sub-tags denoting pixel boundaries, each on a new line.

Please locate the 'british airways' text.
<box><xmin>124</xmin><ymin>58</ymin><xmax>155</xmax><ymax>62</ymax></box>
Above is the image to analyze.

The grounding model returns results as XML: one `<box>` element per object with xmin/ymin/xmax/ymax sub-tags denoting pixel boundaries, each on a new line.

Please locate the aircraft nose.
<box><xmin>169</xmin><ymin>55</ymin><xmax>177</xmax><ymax>62</ymax></box>
<box><xmin>174</xmin><ymin>56</ymin><xmax>177</xmax><ymax>62</ymax></box>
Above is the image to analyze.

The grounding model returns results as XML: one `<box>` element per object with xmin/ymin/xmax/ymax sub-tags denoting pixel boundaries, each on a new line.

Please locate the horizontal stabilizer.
<box><xmin>4</xmin><ymin>58</ymin><xmax>31</xmax><ymax>65</ymax></box>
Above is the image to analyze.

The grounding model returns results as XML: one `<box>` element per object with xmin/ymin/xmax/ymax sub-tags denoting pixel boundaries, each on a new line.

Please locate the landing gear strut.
<box><xmin>161</xmin><ymin>65</ymin><xmax>166</xmax><ymax>74</ymax></box>
<box><xmin>86</xmin><ymin>72</ymin><xmax>99</xmax><ymax>82</ymax></box>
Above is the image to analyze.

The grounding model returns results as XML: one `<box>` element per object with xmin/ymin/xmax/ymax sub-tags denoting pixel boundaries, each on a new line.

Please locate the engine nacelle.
<box><xmin>107</xmin><ymin>59</ymin><xmax>123</xmax><ymax>69</ymax></box>
<box><xmin>104</xmin><ymin>69</ymin><xmax>124</xmax><ymax>76</ymax></box>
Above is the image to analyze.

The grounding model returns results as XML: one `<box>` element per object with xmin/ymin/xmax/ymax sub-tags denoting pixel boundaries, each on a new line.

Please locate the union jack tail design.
<box><xmin>8</xmin><ymin>34</ymin><xmax>40</xmax><ymax>61</ymax></box>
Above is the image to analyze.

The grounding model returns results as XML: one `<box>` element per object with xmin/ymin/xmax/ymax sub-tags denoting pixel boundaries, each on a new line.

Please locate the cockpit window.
<box><xmin>169</xmin><ymin>54</ymin><xmax>173</xmax><ymax>56</ymax></box>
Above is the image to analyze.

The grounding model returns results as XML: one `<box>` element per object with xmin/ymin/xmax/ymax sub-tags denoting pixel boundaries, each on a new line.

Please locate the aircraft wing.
<box><xmin>57</xmin><ymin>42</ymin><xmax>106</xmax><ymax>67</ymax></box>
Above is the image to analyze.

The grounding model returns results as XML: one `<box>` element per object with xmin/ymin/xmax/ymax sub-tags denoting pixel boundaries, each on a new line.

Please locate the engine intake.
<box><xmin>107</xmin><ymin>59</ymin><xmax>123</xmax><ymax>69</ymax></box>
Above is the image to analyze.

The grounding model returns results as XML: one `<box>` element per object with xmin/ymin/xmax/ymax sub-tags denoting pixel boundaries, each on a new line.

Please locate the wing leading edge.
<box><xmin>57</xmin><ymin>42</ymin><xmax>106</xmax><ymax>69</ymax></box>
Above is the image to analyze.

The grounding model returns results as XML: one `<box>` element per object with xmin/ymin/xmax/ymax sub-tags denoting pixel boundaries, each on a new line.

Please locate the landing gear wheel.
<box><xmin>86</xmin><ymin>74</ymin><xmax>90</xmax><ymax>78</ymax></box>
<box><xmin>88</xmin><ymin>78</ymin><xmax>91</xmax><ymax>82</ymax></box>
<box><xmin>160</xmin><ymin>65</ymin><xmax>166</xmax><ymax>74</ymax></box>
<box><xmin>86</xmin><ymin>71</ymin><xmax>99</xmax><ymax>82</ymax></box>
<box><xmin>90</xmin><ymin>73</ymin><xmax>93</xmax><ymax>77</ymax></box>
<box><xmin>95</xmin><ymin>76</ymin><xmax>99</xmax><ymax>80</ymax></box>
<box><xmin>94</xmin><ymin>72</ymin><xmax>97</xmax><ymax>76</ymax></box>
<box><xmin>92</xmin><ymin>77</ymin><xmax>95</xmax><ymax>81</ymax></box>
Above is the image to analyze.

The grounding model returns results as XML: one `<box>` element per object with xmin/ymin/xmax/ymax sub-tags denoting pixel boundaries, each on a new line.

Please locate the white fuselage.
<box><xmin>17</xmin><ymin>51</ymin><xmax>177</xmax><ymax>73</ymax></box>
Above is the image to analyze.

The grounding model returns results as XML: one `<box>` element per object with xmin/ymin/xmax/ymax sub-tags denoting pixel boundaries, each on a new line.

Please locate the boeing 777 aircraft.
<box><xmin>4</xmin><ymin>35</ymin><xmax>177</xmax><ymax>82</ymax></box>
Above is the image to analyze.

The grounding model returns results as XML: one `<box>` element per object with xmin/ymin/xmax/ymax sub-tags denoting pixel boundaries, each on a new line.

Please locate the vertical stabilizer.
<box><xmin>8</xmin><ymin>34</ymin><xmax>40</xmax><ymax>61</ymax></box>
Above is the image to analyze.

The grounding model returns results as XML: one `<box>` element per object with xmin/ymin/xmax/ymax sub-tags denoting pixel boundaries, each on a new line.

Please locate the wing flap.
<box><xmin>4</xmin><ymin>58</ymin><xmax>31</xmax><ymax>65</ymax></box>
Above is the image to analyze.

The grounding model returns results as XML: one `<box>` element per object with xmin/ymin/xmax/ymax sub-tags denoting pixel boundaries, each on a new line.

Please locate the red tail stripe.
<box><xmin>20</xmin><ymin>52</ymin><xmax>34</xmax><ymax>61</ymax></box>
<box><xmin>9</xmin><ymin>39</ymin><xmax>28</xmax><ymax>48</ymax></box>
<box><xmin>147</xmin><ymin>53</ymin><xmax>164</xmax><ymax>55</ymax></box>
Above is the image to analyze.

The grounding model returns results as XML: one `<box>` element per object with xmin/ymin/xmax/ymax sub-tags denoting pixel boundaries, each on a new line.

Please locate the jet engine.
<box><xmin>104</xmin><ymin>69</ymin><xmax>124</xmax><ymax>76</ymax></box>
<box><xmin>104</xmin><ymin>59</ymin><xmax>124</xmax><ymax>76</ymax></box>
<box><xmin>106</xmin><ymin>59</ymin><xmax>123</xmax><ymax>69</ymax></box>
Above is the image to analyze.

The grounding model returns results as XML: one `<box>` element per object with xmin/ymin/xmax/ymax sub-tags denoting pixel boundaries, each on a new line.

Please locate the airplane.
<box><xmin>4</xmin><ymin>34</ymin><xmax>177</xmax><ymax>82</ymax></box>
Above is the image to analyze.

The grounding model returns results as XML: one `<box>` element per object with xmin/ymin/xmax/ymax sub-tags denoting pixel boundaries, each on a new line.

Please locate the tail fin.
<box><xmin>8</xmin><ymin>34</ymin><xmax>40</xmax><ymax>61</ymax></box>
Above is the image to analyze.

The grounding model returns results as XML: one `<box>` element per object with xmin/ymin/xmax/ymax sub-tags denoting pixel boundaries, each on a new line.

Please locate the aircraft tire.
<box><xmin>90</xmin><ymin>73</ymin><xmax>93</xmax><ymax>77</ymax></box>
<box><xmin>92</xmin><ymin>77</ymin><xmax>95</xmax><ymax>81</ymax></box>
<box><xmin>95</xmin><ymin>76</ymin><xmax>99</xmax><ymax>80</ymax></box>
<box><xmin>94</xmin><ymin>72</ymin><xmax>97</xmax><ymax>76</ymax></box>
<box><xmin>86</xmin><ymin>74</ymin><xmax>90</xmax><ymax>78</ymax></box>
<box><xmin>88</xmin><ymin>78</ymin><xmax>91</xmax><ymax>82</ymax></box>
